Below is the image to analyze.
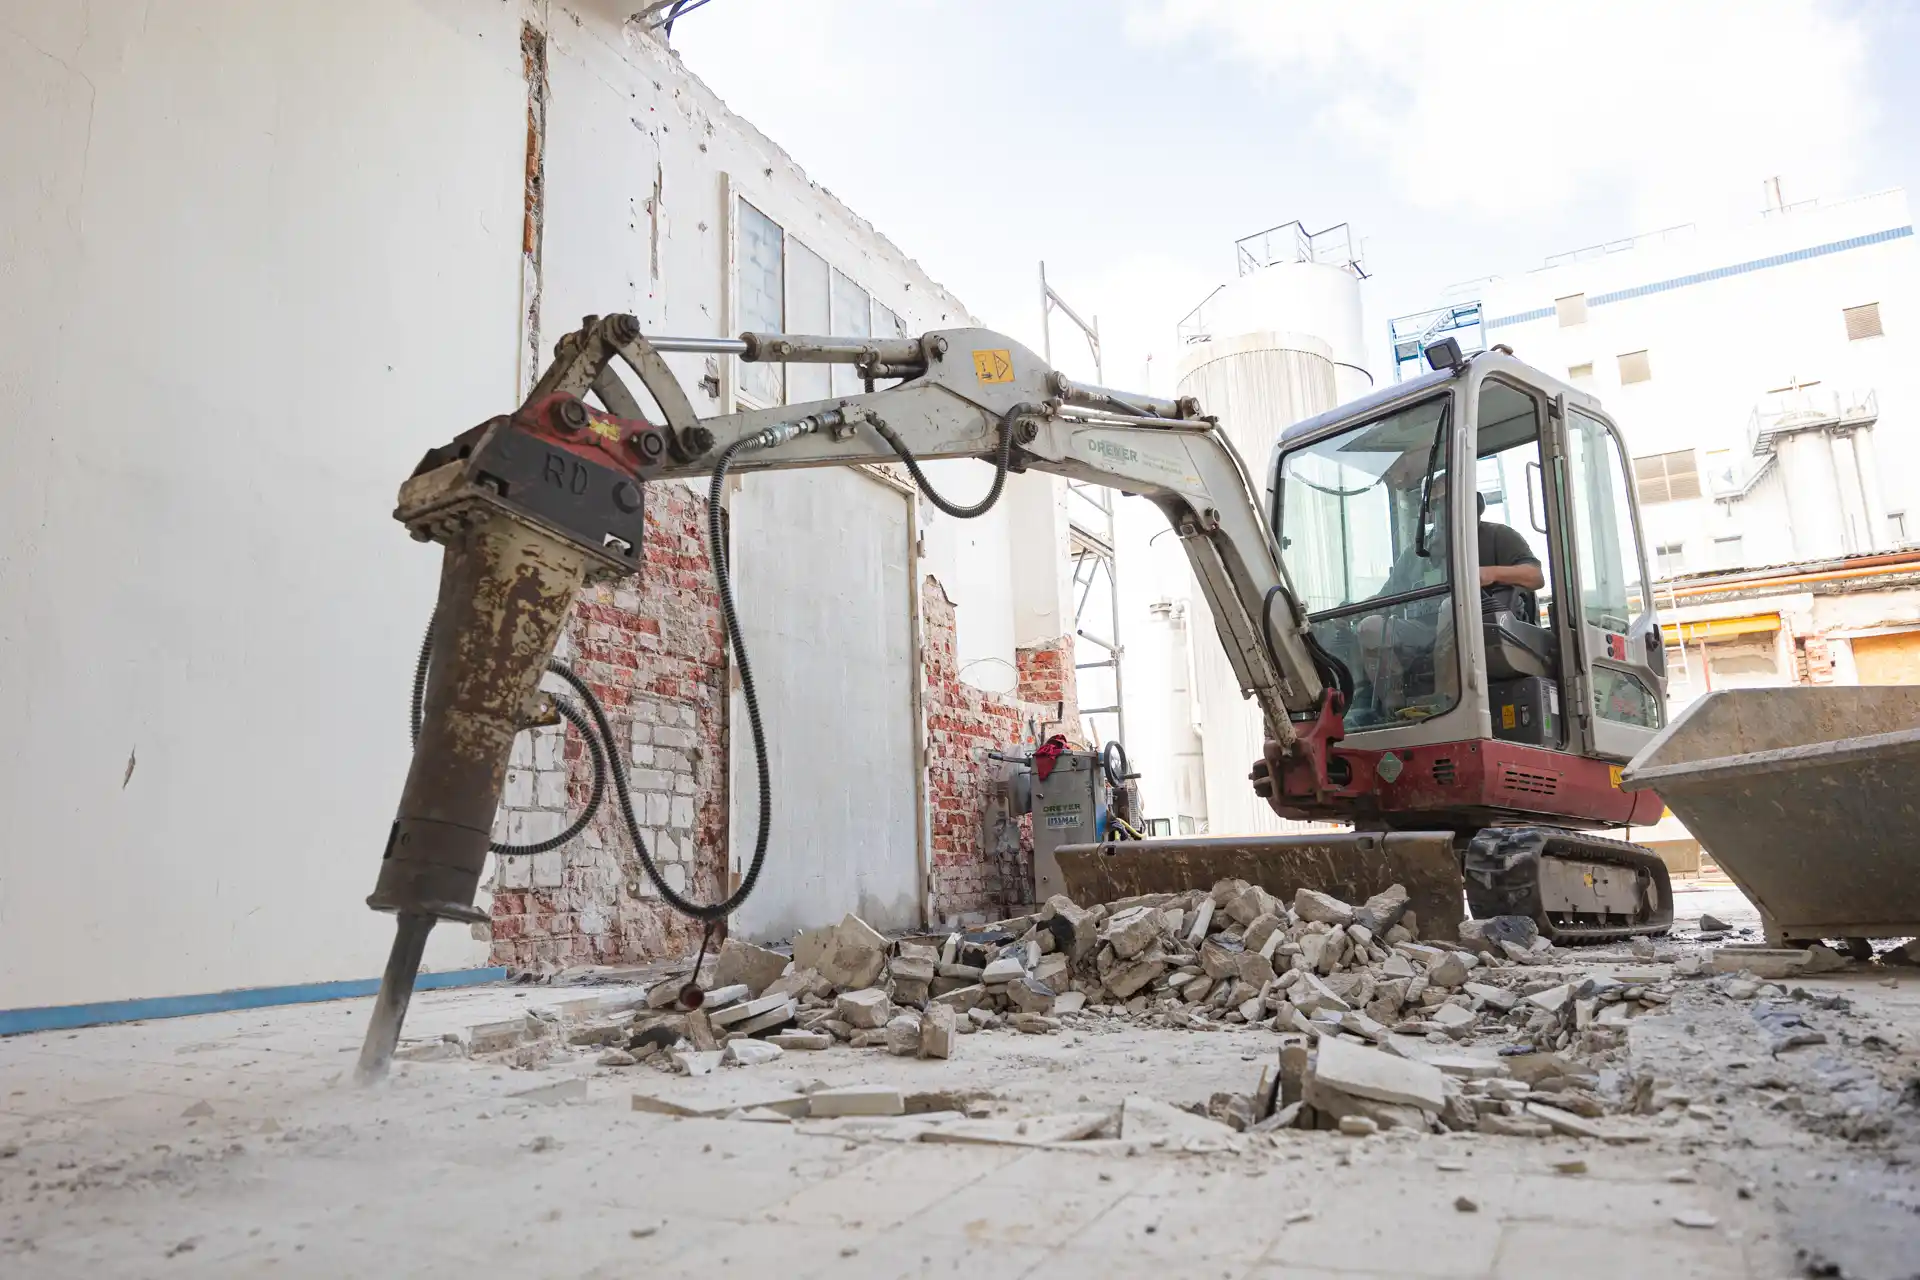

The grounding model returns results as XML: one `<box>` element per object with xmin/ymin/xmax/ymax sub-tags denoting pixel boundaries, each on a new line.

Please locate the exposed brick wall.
<box><xmin>487</xmin><ymin>482</ymin><xmax>727</xmax><ymax>974</ymax></box>
<box><xmin>1015</xmin><ymin>633</ymin><xmax>1082</xmax><ymax>744</ymax></box>
<box><xmin>921</xmin><ymin>576</ymin><xmax>1064</xmax><ymax>924</ymax></box>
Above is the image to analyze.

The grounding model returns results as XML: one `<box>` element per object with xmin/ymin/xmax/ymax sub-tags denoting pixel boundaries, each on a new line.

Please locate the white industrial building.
<box><xmin>1470</xmin><ymin>186</ymin><xmax>1916</xmax><ymax>578</ymax></box>
<box><xmin>0</xmin><ymin>0</ymin><xmax>1082</xmax><ymax>1018</ymax></box>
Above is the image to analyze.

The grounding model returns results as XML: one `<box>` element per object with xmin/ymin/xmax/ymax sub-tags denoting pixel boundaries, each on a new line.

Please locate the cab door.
<box><xmin>1543</xmin><ymin>398</ymin><xmax>1667</xmax><ymax>761</ymax></box>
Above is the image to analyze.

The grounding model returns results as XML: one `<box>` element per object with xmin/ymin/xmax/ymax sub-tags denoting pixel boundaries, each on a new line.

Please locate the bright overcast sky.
<box><xmin>674</xmin><ymin>0</ymin><xmax>1919</xmax><ymax>394</ymax></box>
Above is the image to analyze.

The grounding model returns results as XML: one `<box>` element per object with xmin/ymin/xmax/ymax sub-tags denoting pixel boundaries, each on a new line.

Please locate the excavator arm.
<box><xmin>355</xmin><ymin>316</ymin><xmax>1332</xmax><ymax>1078</ymax></box>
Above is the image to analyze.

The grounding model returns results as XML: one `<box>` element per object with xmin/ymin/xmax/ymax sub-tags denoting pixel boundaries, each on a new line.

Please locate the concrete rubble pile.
<box><xmin>447</xmin><ymin>879</ymin><xmax>1683</xmax><ymax>1097</ymax></box>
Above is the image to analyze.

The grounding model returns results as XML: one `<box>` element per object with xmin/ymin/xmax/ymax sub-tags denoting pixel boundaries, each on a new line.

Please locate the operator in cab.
<box><xmin>1352</xmin><ymin>465</ymin><xmax>1543</xmax><ymax>721</ymax></box>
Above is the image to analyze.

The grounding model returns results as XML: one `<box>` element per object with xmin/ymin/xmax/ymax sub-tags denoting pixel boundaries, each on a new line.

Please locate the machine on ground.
<box><xmin>355</xmin><ymin>318</ymin><xmax>1677</xmax><ymax>1078</ymax></box>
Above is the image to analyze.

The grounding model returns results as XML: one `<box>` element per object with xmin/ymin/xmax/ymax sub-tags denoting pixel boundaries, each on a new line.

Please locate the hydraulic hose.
<box><xmin>410</xmin><ymin>621</ymin><xmax>609</xmax><ymax>857</ymax></box>
<box><xmin>872</xmin><ymin>404</ymin><xmax>1028</xmax><ymax>519</ymax></box>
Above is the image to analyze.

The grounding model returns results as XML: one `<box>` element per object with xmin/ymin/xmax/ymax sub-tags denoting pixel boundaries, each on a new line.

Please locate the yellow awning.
<box><xmin>1661</xmin><ymin>613</ymin><xmax>1780</xmax><ymax>644</ymax></box>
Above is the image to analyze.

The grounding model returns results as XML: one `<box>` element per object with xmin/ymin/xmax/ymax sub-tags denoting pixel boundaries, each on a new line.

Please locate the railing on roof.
<box><xmin>1537</xmin><ymin>223</ymin><xmax>1695</xmax><ymax>271</ymax></box>
<box><xmin>1233</xmin><ymin>221</ymin><xmax>1368</xmax><ymax>279</ymax></box>
<box><xmin>1748</xmin><ymin>388</ymin><xmax>1879</xmax><ymax>457</ymax></box>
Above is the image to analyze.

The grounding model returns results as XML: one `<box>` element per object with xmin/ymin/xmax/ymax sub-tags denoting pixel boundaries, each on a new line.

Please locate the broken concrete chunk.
<box><xmin>1457</xmin><ymin>915</ymin><xmax>1539</xmax><ymax>954</ymax></box>
<box><xmin>1032</xmin><ymin>953</ymin><xmax>1069</xmax><ymax>990</ymax></box>
<box><xmin>698</xmin><ymin>983</ymin><xmax>752</xmax><ymax>1012</ymax></box>
<box><xmin>919</xmin><ymin>1003</ymin><xmax>957</xmax><ymax>1059</ymax></box>
<box><xmin>809</xmin><ymin>1085</ymin><xmax>905</xmax><ymax>1118</ymax></box>
<box><xmin>965</xmin><ymin>1007</ymin><xmax>997</xmax><ymax>1029</ymax></box>
<box><xmin>884</xmin><ymin>1013</ymin><xmax>923</xmax><ymax>1056</ymax></box>
<box><xmin>1711</xmin><ymin>947</ymin><xmax>1810</xmax><ymax>979</ymax></box>
<box><xmin>1337</xmin><ymin>1115</ymin><xmax>1378</xmax><ymax>1136</ymax></box>
<box><xmin>714</xmin><ymin>940</ymin><xmax>789</xmax><ymax>997</ymax></box>
<box><xmin>1464</xmin><ymin>982</ymin><xmax>1516</xmax><ymax>1013</ymax></box>
<box><xmin>597</xmin><ymin>1048</ymin><xmax>638</xmax><ymax>1067</ymax></box>
<box><xmin>1101</xmin><ymin>905</ymin><xmax>1161</xmax><ymax>959</ymax></box>
<box><xmin>793</xmin><ymin>913</ymin><xmax>889</xmax><ymax>990</ymax></box>
<box><xmin>729</xmin><ymin>1001</ymin><xmax>798</xmax><ymax>1037</ymax></box>
<box><xmin>1119</xmin><ymin>1095</ymin><xmax>1236</xmax><ymax>1143</ymax></box>
<box><xmin>1243</xmin><ymin>913</ymin><xmax>1284</xmax><ymax>954</ymax></box>
<box><xmin>932</xmin><ymin>983</ymin><xmax>986</xmax><ymax>1013</ymax></box>
<box><xmin>710</xmin><ymin>993</ymin><xmax>791</xmax><ymax>1028</ymax></box>
<box><xmin>888</xmin><ymin>954</ymin><xmax>936</xmax><ymax>985</ymax></box>
<box><xmin>835</xmin><ymin>987</ymin><xmax>894</xmax><ymax>1030</ymax></box>
<box><xmin>1005</xmin><ymin>976</ymin><xmax>1056</xmax><ymax>1015</ymax></box>
<box><xmin>1697</xmin><ymin>913</ymin><xmax>1730</xmax><ymax>932</ymax></box>
<box><xmin>1225</xmin><ymin>883</ymin><xmax>1276</xmax><ymax>926</ymax></box>
<box><xmin>1354</xmin><ymin>883</ymin><xmax>1410</xmax><ymax>934</ymax></box>
<box><xmin>1011</xmin><ymin>1012</ymin><xmax>1058</xmax><ymax>1034</ymax></box>
<box><xmin>671</xmin><ymin>1049</ymin><xmax>723</xmax><ymax>1077</ymax></box>
<box><xmin>763</xmin><ymin>966</ymin><xmax>831</xmax><ymax>1001</ymax></box>
<box><xmin>1044</xmin><ymin>896</ymin><xmax>1098</xmax><ymax>960</ymax></box>
<box><xmin>767</xmin><ymin>1031</ymin><xmax>831</xmax><ymax>1051</ymax></box>
<box><xmin>1053</xmin><ymin>991</ymin><xmax>1087</xmax><ymax>1015</ymax></box>
<box><xmin>1430</xmin><ymin>1004</ymin><xmax>1476</xmax><ymax>1031</ymax></box>
<box><xmin>1184</xmin><ymin>897</ymin><xmax>1216</xmax><ymax>946</ymax></box>
<box><xmin>1526</xmin><ymin>1101</ymin><xmax>1603</xmax><ymax>1139</ymax></box>
<box><xmin>1295</xmin><ymin>888</ymin><xmax>1355</xmax><ymax>927</ymax></box>
<box><xmin>1429</xmin><ymin>953</ymin><xmax>1471</xmax><ymax>988</ymax></box>
<box><xmin>1104</xmin><ymin>955</ymin><xmax>1166</xmax><ymax>999</ymax></box>
<box><xmin>1310</xmin><ymin>1034</ymin><xmax>1448</xmax><ymax>1112</ymax></box>
<box><xmin>981</xmin><ymin>956</ymin><xmax>1026</xmax><ymax>984</ymax></box>
<box><xmin>1522</xmin><ymin>984</ymin><xmax>1573</xmax><ymax>1013</ymax></box>
<box><xmin>724</xmin><ymin>1038</ymin><xmax>784</xmax><ymax>1067</ymax></box>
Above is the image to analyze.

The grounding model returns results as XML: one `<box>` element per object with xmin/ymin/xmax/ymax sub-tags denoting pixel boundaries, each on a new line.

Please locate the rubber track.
<box><xmin>1464</xmin><ymin>826</ymin><xmax>1674</xmax><ymax>944</ymax></box>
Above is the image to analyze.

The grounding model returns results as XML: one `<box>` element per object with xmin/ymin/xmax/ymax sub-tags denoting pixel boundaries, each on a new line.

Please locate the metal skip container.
<box><xmin>1619</xmin><ymin>687</ymin><xmax>1920</xmax><ymax>945</ymax></box>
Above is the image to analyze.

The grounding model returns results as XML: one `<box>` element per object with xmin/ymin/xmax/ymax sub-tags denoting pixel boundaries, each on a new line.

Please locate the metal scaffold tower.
<box><xmin>1040</xmin><ymin>262</ymin><xmax>1125</xmax><ymax>751</ymax></box>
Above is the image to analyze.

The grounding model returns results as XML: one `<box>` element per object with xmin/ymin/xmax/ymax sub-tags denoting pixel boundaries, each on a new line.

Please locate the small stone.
<box><xmin>1522</xmin><ymin>984</ymin><xmax>1572</xmax><ymax>1013</ymax></box>
<box><xmin>1054</xmin><ymin>991</ymin><xmax>1087</xmax><ymax>1014</ymax></box>
<box><xmin>1430</xmin><ymin>1003</ymin><xmax>1476</xmax><ymax>1032</ymax></box>
<box><xmin>1337</xmin><ymin>1115</ymin><xmax>1378</xmax><ymax>1136</ymax></box>
<box><xmin>1672</xmin><ymin>1210</ymin><xmax>1718</xmax><ymax>1230</ymax></box>
<box><xmin>629</xmin><ymin>1224</ymin><xmax>659</xmax><ymax>1239</ymax></box>
<box><xmin>1698</xmin><ymin>914</ymin><xmax>1730</xmax><ymax>932</ymax></box>
<box><xmin>1553</xmin><ymin>1159</ymin><xmax>1588</xmax><ymax>1175</ymax></box>
<box><xmin>597</xmin><ymin>1049</ymin><xmax>638</xmax><ymax>1067</ymax></box>
<box><xmin>182</xmin><ymin>1101</ymin><xmax>214</xmax><ymax>1118</ymax></box>
<box><xmin>920</xmin><ymin>1004</ymin><xmax>957</xmax><ymax>1059</ymax></box>
<box><xmin>1463</xmin><ymin>982</ymin><xmax>1516</xmax><ymax>1012</ymax></box>
<box><xmin>1453</xmin><ymin>1196</ymin><xmax>1479</xmax><ymax>1213</ymax></box>
<box><xmin>1185</xmin><ymin>897</ymin><xmax>1216</xmax><ymax>945</ymax></box>
<box><xmin>884</xmin><ymin>1013</ymin><xmax>922</xmax><ymax>1056</ymax></box>
<box><xmin>1012</xmin><ymin>1013</ymin><xmax>1058</xmax><ymax>1034</ymax></box>
<box><xmin>966</xmin><ymin>1007</ymin><xmax>997</xmax><ymax>1029</ymax></box>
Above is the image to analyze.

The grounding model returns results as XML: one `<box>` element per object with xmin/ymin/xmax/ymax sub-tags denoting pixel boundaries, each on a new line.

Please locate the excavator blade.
<box><xmin>1053</xmin><ymin>832</ymin><xmax>1464</xmax><ymax>941</ymax></box>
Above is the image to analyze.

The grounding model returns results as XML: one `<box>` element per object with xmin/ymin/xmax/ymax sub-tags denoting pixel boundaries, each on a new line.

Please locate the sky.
<box><xmin>674</xmin><ymin>0</ymin><xmax>1919</xmax><ymax>394</ymax></box>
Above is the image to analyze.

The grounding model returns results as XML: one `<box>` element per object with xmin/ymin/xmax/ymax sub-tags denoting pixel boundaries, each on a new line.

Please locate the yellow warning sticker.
<box><xmin>1500</xmin><ymin>705</ymin><xmax>1516</xmax><ymax>729</ymax></box>
<box><xmin>1608</xmin><ymin>765</ymin><xmax>1624</xmax><ymax>789</ymax></box>
<box><xmin>972</xmin><ymin>349</ymin><xmax>1014</xmax><ymax>383</ymax></box>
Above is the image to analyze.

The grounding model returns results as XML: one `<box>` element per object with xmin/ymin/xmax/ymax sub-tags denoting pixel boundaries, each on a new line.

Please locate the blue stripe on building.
<box><xmin>1485</xmin><ymin>225</ymin><xmax>1914</xmax><ymax>330</ymax></box>
<box><xmin>0</xmin><ymin>965</ymin><xmax>509</xmax><ymax>1036</ymax></box>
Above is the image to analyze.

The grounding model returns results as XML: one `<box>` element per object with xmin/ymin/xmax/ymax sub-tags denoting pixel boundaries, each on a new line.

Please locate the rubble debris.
<box><xmin>1453</xmin><ymin>1195</ymin><xmax>1479</xmax><ymax>1212</ymax></box>
<box><xmin>1711</xmin><ymin>947</ymin><xmax>1813</xmax><ymax>979</ymax></box>
<box><xmin>768</xmin><ymin>1031</ymin><xmax>830</xmax><ymax>1052</ymax></box>
<box><xmin>724</xmin><ymin>1039</ymin><xmax>784</xmax><ymax>1067</ymax></box>
<box><xmin>1697</xmin><ymin>913</ymin><xmax>1730</xmax><ymax>932</ymax></box>
<box><xmin>884</xmin><ymin>1013</ymin><xmax>922</xmax><ymax>1056</ymax></box>
<box><xmin>919</xmin><ymin>1004</ymin><xmax>957</xmax><ymax>1059</ymax></box>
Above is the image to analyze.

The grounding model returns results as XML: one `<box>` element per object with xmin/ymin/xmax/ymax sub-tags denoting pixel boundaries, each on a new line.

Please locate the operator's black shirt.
<box><xmin>1381</xmin><ymin>521</ymin><xmax>1539</xmax><ymax>597</ymax></box>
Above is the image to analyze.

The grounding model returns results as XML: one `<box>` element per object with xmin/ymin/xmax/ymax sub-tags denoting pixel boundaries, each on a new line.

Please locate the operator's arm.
<box><xmin>1478</xmin><ymin>523</ymin><xmax>1545</xmax><ymax>590</ymax></box>
<box><xmin>1480</xmin><ymin>561</ymin><xmax>1545</xmax><ymax>590</ymax></box>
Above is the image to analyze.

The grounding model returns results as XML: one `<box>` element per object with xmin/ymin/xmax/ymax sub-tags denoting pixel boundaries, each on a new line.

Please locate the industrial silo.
<box><xmin>1173</xmin><ymin>239</ymin><xmax>1367</xmax><ymax>834</ymax></box>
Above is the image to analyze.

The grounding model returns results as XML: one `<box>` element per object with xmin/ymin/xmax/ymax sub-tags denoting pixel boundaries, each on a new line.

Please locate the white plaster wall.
<box><xmin>0</xmin><ymin>0</ymin><xmax>989</xmax><ymax>1007</ymax></box>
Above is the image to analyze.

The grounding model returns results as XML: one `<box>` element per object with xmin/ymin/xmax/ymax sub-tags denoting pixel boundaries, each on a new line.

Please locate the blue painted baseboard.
<box><xmin>0</xmin><ymin>966</ymin><xmax>509</xmax><ymax>1037</ymax></box>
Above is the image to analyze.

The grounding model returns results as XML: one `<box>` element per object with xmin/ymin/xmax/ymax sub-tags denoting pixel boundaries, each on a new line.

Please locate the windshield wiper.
<box><xmin>1414</xmin><ymin>402</ymin><xmax>1451</xmax><ymax>558</ymax></box>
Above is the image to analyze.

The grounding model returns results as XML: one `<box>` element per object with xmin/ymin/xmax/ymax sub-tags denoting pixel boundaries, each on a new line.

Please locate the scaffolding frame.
<box><xmin>1040</xmin><ymin>261</ymin><xmax>1125</xmax><ymax>750</ymax></box>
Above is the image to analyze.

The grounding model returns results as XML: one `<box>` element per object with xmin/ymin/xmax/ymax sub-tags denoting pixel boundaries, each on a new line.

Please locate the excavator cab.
<box><xmin>1273</xmin><ymin>348</ymin><xmax>1669</xmax><ymax>775</ymax></box>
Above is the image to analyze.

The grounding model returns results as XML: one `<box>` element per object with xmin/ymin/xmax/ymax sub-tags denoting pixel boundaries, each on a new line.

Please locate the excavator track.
<box><xmin>1464</xmin><ymin>826</ymin><xmax>1673</xmax><ymax>944</ymax></box>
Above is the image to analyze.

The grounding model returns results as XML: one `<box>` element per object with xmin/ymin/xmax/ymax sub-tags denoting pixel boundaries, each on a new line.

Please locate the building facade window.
<box><xmin>735</xmin><ymin>197</ymin><xmax>785</xmax><ymax>408</ymax></box>
<box><xmin>1567</xmin><ymin>362</ymin><xmax>1594</xmax><ymax>382</ymax></box>
<box><xmin>1632</xmin><ymin>449</ymin><xmax>1700</xmax><ymax>504</ymax></box>
<box><xmin>1555</xmin><ymin>294</ymin><xmax>1589</xmax><ymax>327</ymax></box>
<box><xmin>1890</xmin><ymin>511</ymin><xmax>1909</xmax><ymax>545</ymax></box>
<box><xmin>1713</xmin><ymin>534</ymin><xmax>1745</xmax><ymax>568</ymax></box>
<box><xmin>1655</xmin><ymin>541</ymin><xmax>1687</xmax><ymax>577</ymax></box>
<box><xmin>1843</xmin><ymin>302</ymin><xmax>1883</xmax><ymax>341</ymax></box>
<box><xmin>1617</xmin><ymin>349</ymin><xmax>1653</xmax><ymax>384</ymax></box>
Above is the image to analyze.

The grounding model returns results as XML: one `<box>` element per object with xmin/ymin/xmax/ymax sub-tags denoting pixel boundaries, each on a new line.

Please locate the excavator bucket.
<box><xmin>1053</xmin><ymin>832</ymin><xmax>1464</xmax><ymax>941</ymax></box>
<box><xmin>1620</xmin><ymin>687</ymin><xmax>1920</xmax><ymax>947</ymax></box>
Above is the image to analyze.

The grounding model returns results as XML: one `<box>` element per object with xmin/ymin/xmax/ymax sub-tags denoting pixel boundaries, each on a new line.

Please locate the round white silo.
<box><xmin>1176</xmin><ymin>330</ymin><xmax>1337</xmax><ymax>836</ymax></box>
<box><xmin>1204</xmin><ymin>260</ymin><xmax>1372</xmax><ymax>402</ymax></box>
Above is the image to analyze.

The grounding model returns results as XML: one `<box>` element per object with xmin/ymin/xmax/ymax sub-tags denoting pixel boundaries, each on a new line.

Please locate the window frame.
<box><xmin>1617</xmin><ymin>349</ymin><xmax>1653</xmax><ymax>385</ymax></box>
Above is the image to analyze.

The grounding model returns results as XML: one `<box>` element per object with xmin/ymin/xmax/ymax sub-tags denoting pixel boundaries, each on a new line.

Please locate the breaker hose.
<box><xmin>871</xmin><ymin>404</ymin><xmax>1029</xmax><ymax>519</ymax></box>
